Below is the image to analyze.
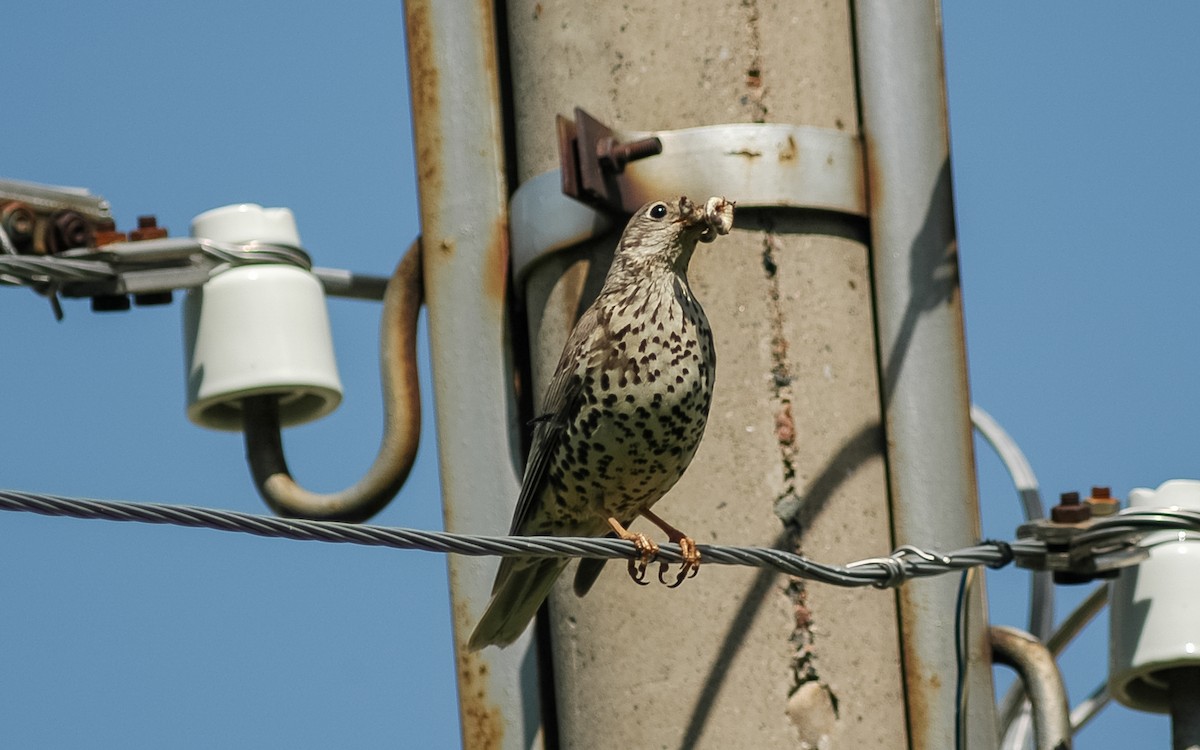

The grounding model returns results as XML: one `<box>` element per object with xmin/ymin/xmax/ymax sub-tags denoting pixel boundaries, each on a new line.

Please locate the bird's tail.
<box><xmin>467</xmin><ymin>557</ymin><xmax>568</xmax><ymax>650</ymax></box>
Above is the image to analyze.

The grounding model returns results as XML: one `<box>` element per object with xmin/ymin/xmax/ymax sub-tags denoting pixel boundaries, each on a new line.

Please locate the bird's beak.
<box><xmin>680</xmin><ymin>196</ymin><xmax>735</xmax><ymax>243</ymax></box>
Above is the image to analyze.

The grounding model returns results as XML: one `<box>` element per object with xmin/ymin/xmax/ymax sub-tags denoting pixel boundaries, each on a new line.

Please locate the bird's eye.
<box><xmin>648</xmin><ymin>203</ymin><xmax>668</xmax><ymax>220</ymax></box>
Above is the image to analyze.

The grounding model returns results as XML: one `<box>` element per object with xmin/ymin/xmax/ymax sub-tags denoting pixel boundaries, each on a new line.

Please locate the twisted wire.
<box><xmin>0</xmin><ymin>488</ymin><xmax>1027</xmax><ymax>588</ymax></box>
<box><xmin>194</xmin><ymin>239</ymin><xmax>311</xmax><ymax>271</ymax></box>
<box><xmin>0</xmin><ymin>256</ymin><xmax>116</xmax><ymax>286</ymax></box>
<box><xmin>0</xmin><ymin>239</ymin><xmax>308</xmax><ymax>289</ymax></box>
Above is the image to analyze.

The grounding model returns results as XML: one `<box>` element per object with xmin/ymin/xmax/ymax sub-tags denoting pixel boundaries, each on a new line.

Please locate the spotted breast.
<box><xmin>468</xmin><ymin>195</ymin><xmax>733</xmax><ymax>650</ymax></box>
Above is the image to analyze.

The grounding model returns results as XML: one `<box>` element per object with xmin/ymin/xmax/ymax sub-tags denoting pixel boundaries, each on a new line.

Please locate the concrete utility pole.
<box><xmin>408</xmin><ymin>0</ymin><xmax>997</xmax><ymax>747</ymax></box>
<box><xmin>506</xmin><ymin>0</ymin><xmax>980</xmax><ymax>747</ymax></box>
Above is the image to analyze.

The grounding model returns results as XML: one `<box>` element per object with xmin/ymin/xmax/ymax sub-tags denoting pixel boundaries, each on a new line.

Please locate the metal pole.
<box><xmin>403</xmin><ymin>2</ymin><xmax>541</xmax><ymax>748</ymax></box>
<box><xmin>1169</xmin><ymin>668</ymin><xmax>1200</xmax><ymax>750</ymax></box>
<box><xmin>507</xmin><ymin>1</ymin><xmax>906</xmax><ymax>747</ymax></box>
<box><xmin>989</xmin><ymin>626</ymin><xmax>1072</xmax><ymax>750</ymax></box>
<box><xmin>853</xmin><ymin>2</ymin><xmax>999</xmax><ymax>747</ymax></box>
<box><xmin>999</xmin><ymin>583</ymin><xmax>1108</xmax><ymax>748</ymax></box>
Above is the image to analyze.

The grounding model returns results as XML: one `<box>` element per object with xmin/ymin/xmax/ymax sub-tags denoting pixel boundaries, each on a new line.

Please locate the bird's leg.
<box><xmin>639</xmin><ymin>508</ymin><xmax>701</xmax><ymax>588</ymax></box>
<box><xmin>606</xmin><ymin>517</ymin><xmax>658</xmax><ymax>586</ymax></box>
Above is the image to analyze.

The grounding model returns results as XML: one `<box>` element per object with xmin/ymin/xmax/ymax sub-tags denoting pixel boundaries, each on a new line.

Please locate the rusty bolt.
<box><xmin>92</xmin><ymin>219</ymin><xmax>128</xmax><ymax>247</ymax></box>
<box><xmin>1</xmin><ymin>202</ymin><xmax>36</xmax><ymax>252</ymax></box>
<box><xmin>129</xmin><ymin>215</ymin><xmax>168</xmax><ymax>242</ymax></box>
<box><xmin>1086</xmin><ymin>485</ymin><xmax>1120</xmax><ymax>517</ymax></box>
<box><xmin>596</xmin><ymin>136</ymin><xmax>663</xmax><ymax>173</ymax></box>
<box><xmin>1051</xmin><ymin>490</ymin><xmax>1092</xmax><ymax>524</ymax></box>
<box><xmin>45</xmin><ymin>210</ymin><xmax>93</xmax><ymax>254</ymax></box>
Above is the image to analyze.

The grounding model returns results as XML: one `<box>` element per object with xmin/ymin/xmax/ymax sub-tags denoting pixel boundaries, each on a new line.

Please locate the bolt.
<box><xmin>596</xmin><ymin>136</ymin><xmax>663</xmax><ymax>173</ymax></box>
<box><xmin>1</xmin><ymin>202</ymin><xmax>36</xmax><ymax>251</ymax></box>
<box><xmin>1051</xmin><ymin>490</ymin><xmax>1092</xmax><ymax>524</ymax></box>
<box><xmin>129</xmin><ymin>215</ymin><xmax>168</xmax><ymax>242</ymax></box>
<box><xmin>92</xmin><ymin>219</ymin><xmax>128</xmax><ymax>247</ymax></box>
<box><xmin>91</xmin><ymin>294</ymin><xmax>131</xmax><ymax>312</ymax></box>
<box><xmin>134</xmin><ymin>291</ymin><xmax>173</xmax><ymax>307</ymax></box>
<box><xmin>45</xmin><ymin>210</ymin><xmax>93</xmax><ymax>254</ymax></box>
<box><xmin>1086</xmin><ymin>485</ymin><xmax>1120</xmax><ymax>517</ymax></box>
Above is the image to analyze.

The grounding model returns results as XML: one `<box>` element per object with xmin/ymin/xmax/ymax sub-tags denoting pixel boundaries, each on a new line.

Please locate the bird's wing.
<box><xmin>508</xmin><ymin>308</ymin><xmax>601</xmax><ymax>535</ymax></box>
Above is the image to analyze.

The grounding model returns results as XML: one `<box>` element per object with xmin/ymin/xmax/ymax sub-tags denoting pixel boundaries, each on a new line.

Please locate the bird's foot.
<box><xmin>658</xmin><ymin>534</ymin><xmax>701</xmax><ymax>588</ymax></box>
<box><xmin>624</xmin><ymin>531</ymin><xmax>659</xmax><ymax>586</ymax></box>
<box><xmin>636</xmin><ymin>508</ymin><xmax>702</xmax><ymax>588</ymax></box>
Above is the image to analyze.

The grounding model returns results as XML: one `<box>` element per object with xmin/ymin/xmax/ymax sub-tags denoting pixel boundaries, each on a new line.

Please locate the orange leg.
<box><xmin>639</xmin><ymin>508</ymin><xmax>701</xmax><ymax>588</ymax></box>
<box><xmin>607</xmin><ymin>517</ymin><xmax>658</xmax><ymax>585</ymax></box>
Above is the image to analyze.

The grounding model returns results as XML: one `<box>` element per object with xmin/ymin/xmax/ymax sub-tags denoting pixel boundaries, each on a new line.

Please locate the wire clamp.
<box><xmin>1014</xmin><ymin>516</ymin><xmax>1149</xmax><ymax>584</ymax></box>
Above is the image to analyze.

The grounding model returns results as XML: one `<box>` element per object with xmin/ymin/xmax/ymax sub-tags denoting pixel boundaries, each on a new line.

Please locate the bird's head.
<box><xmin>613</xmin><ymin>196</ymin><xmax>735</xmax><ymax>276</ymax></box>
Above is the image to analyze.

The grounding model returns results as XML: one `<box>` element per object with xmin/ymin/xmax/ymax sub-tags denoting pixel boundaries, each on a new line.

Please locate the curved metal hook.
<box><xmin>242</xmin><ymin>238</ymin><xmax>424</xmax><ymax>523</ymax></box>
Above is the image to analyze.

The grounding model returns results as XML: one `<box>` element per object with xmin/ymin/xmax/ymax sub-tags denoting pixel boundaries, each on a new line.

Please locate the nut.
<box><xmin>1051</xmin><ymin>490</ymin><xmax>1092</xmax><ymax>524</ymax></box>
<box><xmin>1086</xmin><ymin>485</ymin><xmax>1120</xmax><ymax>517</ymax></box>
<box><xmin>45</xmin><ymin>210</ymin><xmax>93</xmax><ymax>254</ymax></box>
<box><xmin>129</xmin><ymin>215</ymin><xmax>168</xmax><ymax>242</ymax></box>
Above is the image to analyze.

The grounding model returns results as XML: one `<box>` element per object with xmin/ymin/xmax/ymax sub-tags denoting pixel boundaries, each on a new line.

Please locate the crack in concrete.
<box><xmin>740</xmin><ymin>0</ymin><xmax>768</xmax><ymax>123</ymax></box>
<box><xmin>761</xmin><ymin>229</ymin><xmax>837</xmax><ymax>719</ymax></box>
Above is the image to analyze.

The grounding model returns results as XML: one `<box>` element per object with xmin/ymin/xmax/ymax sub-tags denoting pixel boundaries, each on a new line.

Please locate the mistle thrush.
<box><xmin>469</xmin><ymin>195</ymin><xmax>734</xmax><ymax>649</ymax></box>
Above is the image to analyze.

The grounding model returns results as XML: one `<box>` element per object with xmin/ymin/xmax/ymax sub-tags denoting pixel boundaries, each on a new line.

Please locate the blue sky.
<box><xmin>3</xmin><ymin>2</ymin><xmax>1197</xmax><ymax>747</ymax></box>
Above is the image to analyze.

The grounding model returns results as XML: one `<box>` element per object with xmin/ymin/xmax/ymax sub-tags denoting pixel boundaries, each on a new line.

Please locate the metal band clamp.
<box><xmin>511</xmin><ymin>111</ymin><xmax>867</xmax><ymax>285</ymax></box>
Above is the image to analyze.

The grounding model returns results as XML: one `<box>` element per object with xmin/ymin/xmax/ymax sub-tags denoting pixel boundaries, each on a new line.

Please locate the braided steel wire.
<box><xmin>5</xmin><ymin>490</ymin><xmax>1192</xmax><ymax>587</ymax></box>
<box><xmin>0</xmin><ymin>239</ymin><xmax>308</xmax><ymax>288</ymax></box>
<box><xmin>0</xmin><ymin>256</ymin><xmax>115</xmax><ymax>285</ymax></box>
<box><xmin>0</xmin><ymin>488</ymin><xmax>1024</xmax><ymax>588</ymax></box>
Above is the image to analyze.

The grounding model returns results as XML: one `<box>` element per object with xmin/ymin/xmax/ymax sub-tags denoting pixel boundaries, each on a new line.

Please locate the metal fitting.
<box><xmin>595</xmin><ymin>135</ymin><xmax>662</xmax><ymax>174</ymax></box>
<box><xmin>91</xmin><ymin>294</ymin><xmax>132</xmax><ymax>312</ymax></box>
<box><xmin>45</xmin><ymin>210</ymin><xmax>93</xmax><ymax>255</ymax></box>
<box><xmin>1086</xmin><ymin>486</ymin><xmax>1120</xmax><ymax>517</ymax></box>
<box><xmin>129</xmin><ymin>215</ymin><xmax>168</xmax><ymax>242</ymax></box>
<box><xmin>92</xmin><ymin>219</ymin><xmax>128</xmax><ymax>247</ymax></box>
<box><xmin>0</xmin><ymin>201</ymin><xmax>36</xmax><ymax>252</ymax></box>
<box><xmin>1051</xmin><ymin>491</ymin><xmax>1092</xmax><ymax>524</ymax></box>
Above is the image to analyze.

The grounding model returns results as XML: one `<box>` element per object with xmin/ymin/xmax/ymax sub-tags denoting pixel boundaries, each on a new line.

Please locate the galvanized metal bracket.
<box><xmin>512</xmin><ymin>113</ymin><xmax>867</xmax><ymax>285</ymax></box>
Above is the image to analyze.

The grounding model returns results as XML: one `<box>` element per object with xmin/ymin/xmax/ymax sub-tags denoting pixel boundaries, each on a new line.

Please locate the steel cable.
<box><xmin>0</xmin><ymin>488</ymin><xmax>1022</xmax><ymax>588</ymax></box>
<box><xmin>3</xmin><ymin>490</ymin><xmax>1192</xmax><ymax>587</ymax></box>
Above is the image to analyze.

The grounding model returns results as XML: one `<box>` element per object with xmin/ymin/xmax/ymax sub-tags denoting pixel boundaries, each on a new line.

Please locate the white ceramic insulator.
<box><xmin>1109</xmin><ymin>478</ymin><xmax>1200</xmax><ymax>712</ymax></box>
<box><xmin>182</xmin><ymin>204</ymin><xmax>342</xmax><ymax>431</ymax></box>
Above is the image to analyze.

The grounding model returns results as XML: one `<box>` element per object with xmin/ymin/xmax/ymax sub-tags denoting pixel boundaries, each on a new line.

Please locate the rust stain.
<box><xmin>779</xmin><ymin>135</ymin><xmax>797</xmax><ymax>162</ymax></box>
<box><xmin>477</xmin><ymin>0</ymin><xmax>499</xmax><ymax>80</ymax></box>
<box><xmin>483</xmin><ymin>215</ymin><xmax>510</xmax><ymax>305</ymax></box>
<box><xmin>405</xmin><ymin>1</ymin><xmax>443</xmax><ymax>201</ymax></box>
<box><xmin>455</xmin><ymin>600</ymin><xmax>505</xmax><ymax>749</ymax></box>
<box><xmin>862</xmin><ymin>133</ymin><xmax>879</xmax><ymax>222</ymax></box>
<box><xmin>898</xmin><ymin>586</ymin><xmax>937</xmax><ymax>749</ymax></box>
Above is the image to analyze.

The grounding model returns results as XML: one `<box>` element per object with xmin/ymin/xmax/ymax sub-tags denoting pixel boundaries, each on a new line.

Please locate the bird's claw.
<box><xmin>624</xmin><ymin>532</ymin><xmax>659</xmax><ymax>586</ymax></box>
<box><xmin>658</xmin><ymin>535</ymin><xmax>701</xmax><ymax>588</ymax></box>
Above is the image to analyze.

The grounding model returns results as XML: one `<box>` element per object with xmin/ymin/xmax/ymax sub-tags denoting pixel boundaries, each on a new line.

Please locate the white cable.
<box><xmin>971</xmin><ymin>404</ymin><xmax>1054</xmax><ymax>640</ymax></box>
<box><xmin>1069</xmin><ymin>681</ymin><xmax>1110</xmax><ymax>735</ymax></box>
